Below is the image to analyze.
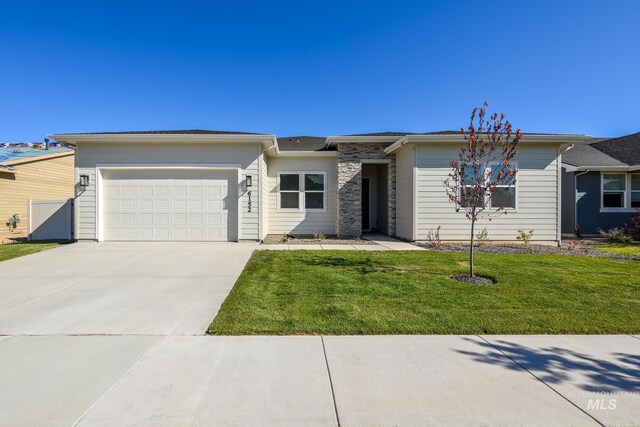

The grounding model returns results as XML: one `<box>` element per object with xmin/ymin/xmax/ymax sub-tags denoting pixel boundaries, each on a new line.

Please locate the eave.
<box><xmin>384</xmin><ymin>134</ymin><xmax>592</xmax><ymax>154</ymax></box>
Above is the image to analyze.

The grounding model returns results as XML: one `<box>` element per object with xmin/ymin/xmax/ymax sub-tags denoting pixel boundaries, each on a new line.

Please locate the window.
<box><xmin>459</xmin><ymin>165</ymin><xmax>485</xmax><ymax>208</ymax></box>
<box><xmin>602</xmin><ymin>173</ymin><xmax>626</xmax><ymax>208</ymax></box>
<box><xmin>632</xmin><ymin>174</ymin><xmax>640</xmax><ymax>208</ymax></box>
<box><xmin>489</xmin><ymin>163</ymin><xmax>516</xmax><ymax>209</ymax></box>
<box><xmin>278</xmin><ymin>172</ymin><xmax>325</xmax><ymax>210</ymax></box>
<box><xmin>458</xmin><ymin>163</ymin><xmax>517</xmax><ymax>209</ymax></box>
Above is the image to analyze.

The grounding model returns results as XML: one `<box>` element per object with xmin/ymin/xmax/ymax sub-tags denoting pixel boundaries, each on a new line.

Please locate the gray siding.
<box><xmin>75</xmin><ymin>142</ymin><xmax>261</xmax><ymax>240</ymax></box>
<box><xmin>575</xmin><ymin>171</ymin><xmax>636</xmax><ymax>235</ymax></box>
<box><xmin>561</xmin><ymin>167</ymin><xmax>576</xmax><ymax>234</ymax></box>
<box><xmin>414</xmin><ymin>143</ymin><xmax>561</xmax><ymax>242</ymax></box>
<box><xmin>395</xmin><ymin>146</ymin><xmax>414</xmax><ymax>240</ymax></box>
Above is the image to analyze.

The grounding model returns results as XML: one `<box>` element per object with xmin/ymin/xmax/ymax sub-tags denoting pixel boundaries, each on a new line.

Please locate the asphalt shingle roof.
<box><xmin>277</xmin><ymin>136</ymin><xmax>332</xmax><ymax>152</ymax></box>
<box><xmin>54</xmin><ymin>129</ymin><xmax>266</xmax><ymax>136</ymax></box>
<box><xmin>562</xmin><ymin>143</ymin><xmax>627</xmax><ymax>167</ymax></box>
<box><xmin>590</xmin><ymin>132</ymin><xmax>640</xmax><ymax>166</ymax></box>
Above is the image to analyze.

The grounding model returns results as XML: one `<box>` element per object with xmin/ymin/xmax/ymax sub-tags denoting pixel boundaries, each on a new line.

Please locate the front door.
<box><xmin>362</xmin><ymin>177</ymin><xmax>370</xmax><ymax>231</ymax></box>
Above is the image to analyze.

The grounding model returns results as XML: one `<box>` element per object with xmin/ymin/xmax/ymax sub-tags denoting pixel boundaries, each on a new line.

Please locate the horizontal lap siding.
<box><xmin>76</xmin><ymin>142</ymin><xmax>261</xmax><ymax>240</ymax></box>
<box><xmin>415</xmin><ymin>144</ymin><xmax>560</xmax><ymax>241</ymax></box>
<box><xmin>266</xmin><ymin>157</ymin><xmax>336</xmax><ymax>235</ymax></box>
<box><xmin>395</xmin><ymin>147</ymin><xmax>414</xmax><ymax>240</ymax></box>
<box><xmin>0</xmin><ymin>154</ymin><xmax>74</xmax><ymax>233</ymax></box>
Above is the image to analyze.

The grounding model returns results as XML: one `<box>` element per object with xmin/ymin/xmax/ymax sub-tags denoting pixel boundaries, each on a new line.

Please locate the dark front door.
<box><xmin>362</xmin><ymin>177</ymin><xmax>370</xmax><ymax>231</ymax></box>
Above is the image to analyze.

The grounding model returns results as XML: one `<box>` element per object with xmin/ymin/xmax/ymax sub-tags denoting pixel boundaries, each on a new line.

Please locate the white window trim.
<box><xmin>631</xmin><ymin>173</ymin><xmax>640</xmax><ymax>209</ymax></box>
<box><xmin>457</xmin><ymin>162</ymin><xmax>518</xmax><ymax>211</ymax></box>
<box><xmin>600</xmin><ymin>172</ymin><xmax>635</xmax><ymax>212</ymax></box>
<box><xmin>277</xmin><ymin>171</ymin><xmax>327</xmax><ymax>213</ymax></box>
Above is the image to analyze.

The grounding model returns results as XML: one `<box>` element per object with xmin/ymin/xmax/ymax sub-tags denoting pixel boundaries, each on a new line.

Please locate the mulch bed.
<box><xmin>451</xmin><ymin>274</ymin><xmax>497</xmax><ymax>285</ymax></box>
<box><xmin>416</xmin><ymin>241</ymin><xmax>640</xmax><ymax>260</ymax></box>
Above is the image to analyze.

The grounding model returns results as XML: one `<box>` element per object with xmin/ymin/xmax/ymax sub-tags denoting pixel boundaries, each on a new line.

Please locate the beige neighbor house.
<box><xmin>50</xmin><ymin>130</ymin><xmax>590</xmax><ymax>244</ymax></box>
<box><xmin>0</xmin><ymin>146</ymin><xmax>74</xmax><ymax>233</ymax></box>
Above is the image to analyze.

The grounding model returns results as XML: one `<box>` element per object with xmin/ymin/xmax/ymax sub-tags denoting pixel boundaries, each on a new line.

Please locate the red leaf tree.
<box><xmin>444</xmin><ymin>103</ymin><xmax>522</xmax><ymax>277</ymax></box>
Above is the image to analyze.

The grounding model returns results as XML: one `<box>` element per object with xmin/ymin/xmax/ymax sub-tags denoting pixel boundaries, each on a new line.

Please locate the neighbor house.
<box><xmin>562</xmin><ymin>132</ymin><xmax>640</xmax><ymax>236</ymax></box>
<box><xmin>0</xmin><ymin>146</ymin><xmax>75</xmax><ymax>233</ymax></box>
<box><xmin>50</xmin><ymin>130</ymin><xmax>589</xmax><ymax>244</ymax></box>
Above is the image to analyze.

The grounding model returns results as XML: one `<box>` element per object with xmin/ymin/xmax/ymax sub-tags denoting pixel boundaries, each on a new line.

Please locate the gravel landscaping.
<box><xmin>262</xmin><ymin>234</ymin><xmax>377</xmax><ymax>245</ymax></box>
<box><xmin>415</xmin><ymin>241</ymin><xmax>640</xmax><ymax>260</ymax></box>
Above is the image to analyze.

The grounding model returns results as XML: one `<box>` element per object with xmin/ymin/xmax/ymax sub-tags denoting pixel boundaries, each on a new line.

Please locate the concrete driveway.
<box><xmin>0</xmin><ymin>242</ymin><xmax>257</xmax><ymax>335</ymax></box>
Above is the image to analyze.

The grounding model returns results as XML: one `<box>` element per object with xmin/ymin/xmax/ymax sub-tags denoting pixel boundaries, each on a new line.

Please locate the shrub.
<box><xmin>313</xmin><ymin>231</ymin><xmax>326</xmax><ymax>242</ymax></box>
<box><xmin>516</xmin><ymin>229</ymin><xmax>534</xmax><ymax>245</ymax></box>
<box><xmin>597</xmin><ymin>227</ymin><xmax>631</xmax><ymax>244</ymax></box>
<box><xmin>624</xmin><ymin>209</ymin><xmax>640</xmax><ymax>241</ymax></box>
<box><xmin>426</xmin><ymin>225</ymin><xmax>443</xmax><ymax>250</ymax></box>
<box><xmin>476</xmin><ymin>228</ymin><xmax>489</xmax><ymax>245</ymax></box>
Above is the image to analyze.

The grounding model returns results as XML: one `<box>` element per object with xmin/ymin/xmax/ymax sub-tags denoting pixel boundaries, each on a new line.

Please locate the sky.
<box><xmin>1</xmin><ymin>0</ymin><xmax>639</xmax><ymax>141</ymax></box>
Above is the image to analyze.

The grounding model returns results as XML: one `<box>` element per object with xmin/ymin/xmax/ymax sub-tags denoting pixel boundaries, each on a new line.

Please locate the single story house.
<box><xmin>0</xmin><ymin>146</ymin><xmax>75</xmax><ymax>233</ymax></box>
<box><xmin>562</xmin><ymin>132</ymin><xmax>640</xmax><ymax>235</ymax></box>
<box><xmin>50</xmin><ymin>130</ymin><xmax>589</xmax><ymax>244</ymax></box>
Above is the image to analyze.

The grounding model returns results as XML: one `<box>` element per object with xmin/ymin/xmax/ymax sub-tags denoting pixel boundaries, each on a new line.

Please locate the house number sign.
<box><xmin>247</xmin><ymin>191</ymin><xmax>252</xmax><ymax>212</ymax></box>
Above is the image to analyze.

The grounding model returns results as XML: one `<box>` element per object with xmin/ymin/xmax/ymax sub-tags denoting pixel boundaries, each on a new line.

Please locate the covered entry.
<box><xmin>361</xmin><ymin>162</ymin><xmax>389</xmax><ymax>234</ymax></box>
<box><xmin>101</xmin><ymin>168</ymin><xmax>239</xmax><ymax>241</ymax></box>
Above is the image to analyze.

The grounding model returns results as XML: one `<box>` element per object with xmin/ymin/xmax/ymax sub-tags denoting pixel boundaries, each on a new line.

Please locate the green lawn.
<box><xmin>597</xmin><ymin>242</ymin><xmax>640</xmax><ymax>257</ymax></box>
<box><xmin>209</xmin><ymin>250</ymin><xmax>640</xmax><ymax>335</ymax></box>
<box><xmin>0</xmin><ymin>243</ymin><xmax>60</xmax><ymax>262</ymax></box>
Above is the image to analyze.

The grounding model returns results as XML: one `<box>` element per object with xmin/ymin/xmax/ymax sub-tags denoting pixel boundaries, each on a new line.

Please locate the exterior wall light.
<box><xmin>80</xmin><ymin>174</ymin><xmax>90</xmax><ymax>187</ymax></box>
<box><xmin>246</xmin><ymin>175</ymin><xmax>252</xmax><ymax>187</ymax></box>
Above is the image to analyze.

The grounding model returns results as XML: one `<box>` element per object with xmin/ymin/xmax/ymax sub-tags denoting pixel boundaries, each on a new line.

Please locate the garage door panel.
<box><xmin>103</xmin><ymin>170</ymin><xmax>238</xmax><ymax>241</ymax></box>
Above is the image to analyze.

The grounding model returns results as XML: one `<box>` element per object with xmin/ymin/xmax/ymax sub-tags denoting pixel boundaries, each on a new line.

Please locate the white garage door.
<box><xmin>103</xmin><ymin>169</ymin><xmax>238</xmax><ymax>241</ymax></box>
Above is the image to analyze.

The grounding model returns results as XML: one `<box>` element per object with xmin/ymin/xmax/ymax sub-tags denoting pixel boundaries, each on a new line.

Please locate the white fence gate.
<box><xmin>28</xmin><ymin>199</ymin><xmax>74</xmax><ymax>241</ymax></box>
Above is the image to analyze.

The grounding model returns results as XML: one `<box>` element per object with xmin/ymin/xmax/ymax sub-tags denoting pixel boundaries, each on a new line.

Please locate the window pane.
<box><xmin>632</xmin><ymin>192</ymin><xmax>640</xmax><ymax>208</ymax></box>
<box><xmin>632</xmin><ymin>174</ymin><xmax>640</xmax><ymax>190</ymax></box>
<box><xmin>280</xmin><ymin>192</ymin><xmax>299</xmax><ymax>209</ymax></box>
<box><xmin>462</xmin><ymin>165</ymin><xmax>483</xmax><ymax>186</ymax></box>
<box><xmin>603</xmin><ymin>174</ymin><xmax>626</xmax><ymax>191</ymax></box>
<box><xmin>603</xmin><ymin>192</ymin><xmax>624</xmax><ymax>208</ymax></box>
<box><xmin>280</xmin><ymin>174</ymin><xmax>299</xmax><ymax>191</ymax></box>
<box><xmin>491</xmin><ymin>187</ymin><xmax>516</xmax><ymax>209</ymax></box>
<box><xmin>305</xmin><ymin>192</ymin><xmax>324</xmax><ymax>209</ymax></box>
<box><xmin>460</xmin><ymin>186</ymin><xmax>485</xmax><ymax>208</ymax></box>
<box><xmin>304</xmin><ymin>174</ymin><xmax>324</xmax><ymax>191</ymax></box>
<box><xmin>490</xmin><ymin>164</ymin><xmax>516</xmax><ymax>185</ymax></box>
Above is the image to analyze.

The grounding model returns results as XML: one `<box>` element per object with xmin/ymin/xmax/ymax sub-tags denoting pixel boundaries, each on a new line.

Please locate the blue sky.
<box><xmin>1</xmin><ymin>1</ymin><xmax>639</xmax><ymax>141</ymax></box>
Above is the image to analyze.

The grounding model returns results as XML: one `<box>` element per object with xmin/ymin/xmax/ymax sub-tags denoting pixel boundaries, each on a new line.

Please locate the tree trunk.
<box><xmin>469</xmin><ymin>218</ymin><xmax>475</xmax><ymax>277</ymax></box>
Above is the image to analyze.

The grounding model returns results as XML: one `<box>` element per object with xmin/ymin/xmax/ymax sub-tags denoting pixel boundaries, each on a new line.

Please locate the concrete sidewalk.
<box><xmin>258</xmin><ymin>233</ymin><xmax>424</xmax><ymax>251</ymax></box>
<box><xmin>0</xmin><ymin>335</ymin><xmax>637</xmax><ymax>426</ymax></box>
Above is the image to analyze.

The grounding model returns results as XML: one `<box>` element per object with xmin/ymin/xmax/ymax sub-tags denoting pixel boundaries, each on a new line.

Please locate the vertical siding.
<box><xmin>415</xmin><ymin>143</ymin><xmax>560</xmax><ymax>242</ymax></box>
<box><xmin>266</xmin><ymin>156</ymin><xmax>336</xmax><ymax>235</ymax></box>
<box><xmin>395</xmin><ymin>146</ymin><xmax>415</xmax><ymax>240</ymax></box>
<box><xmin>0</xmin><ymin>154</ymin><xmax>74</xmax><ymax>233</ymax></box>
<box><xmin>75</xmin><ymin>142</ymin><xmax>261</xmax><ymax>241</ymax></box>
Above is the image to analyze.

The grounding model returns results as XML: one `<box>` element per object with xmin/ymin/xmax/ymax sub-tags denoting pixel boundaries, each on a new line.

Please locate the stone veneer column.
<box><xmin>336</xmin><ymin>143</ymin><xmax>396</xmax><ymax>237</ymax></box>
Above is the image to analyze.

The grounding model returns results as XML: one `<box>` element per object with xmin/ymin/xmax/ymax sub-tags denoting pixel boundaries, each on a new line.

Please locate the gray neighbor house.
<box><xmin>562</xmin><ymin>132</ymin><xmax>640</xmax><ymax>236</ymax></box>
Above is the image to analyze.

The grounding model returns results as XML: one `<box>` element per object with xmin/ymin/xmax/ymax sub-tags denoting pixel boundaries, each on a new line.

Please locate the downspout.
<box><xmin>574</xmin><ymin>169</ymin><xmax>590</xmax><ymax>237</ymax></box>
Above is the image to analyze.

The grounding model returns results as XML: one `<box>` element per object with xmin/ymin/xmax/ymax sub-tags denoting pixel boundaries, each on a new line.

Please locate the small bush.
<box><xmin>597</xmin><ymin>227</ymin><xmax>631</xmax><ymax>244</ymax></box>
<box><xmin>280</xmin><ymin>233</ymin><xmax>291</xmax><ymax>243</ymax></box>
<box><xmin>624</xmin><ymin>209</ymin><xmax>640</xmax><ymax>241</ymax></box>
<box><xmin>313</xmin><ymin>231</ymin><xmax>326</xmax><ymax>242</ymax></box>
<box><xmin>516</xmin><ymin>229</ymin><xmax>534</xmax><ymax>246</ymax></box>
<box><xmin>426</xmin><ymin>225</ymin><xmax>443</xmax><ymax>250</ymax></box>
<box><xmin>476</xmin><ymin>228</ymin><xmax>489</xmax><ymax>245</ymax></box>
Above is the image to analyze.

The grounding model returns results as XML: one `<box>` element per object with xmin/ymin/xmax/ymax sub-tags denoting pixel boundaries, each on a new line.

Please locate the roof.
<box><xmin>590</xmin><ymin>132</ymin><xmax>640</xmax><ymax>166</ymax></box>
<box><xmin>562</xmin><ymin>143</ymin><xmax>627</xmax><ymax>167</ymax></box>
<box><xmin>0</xmin><ymin>147</ymin><xmax>74</xmax><ymax>165</ymax></box>
<box><xmin>277</xmin><ymin>136</ymin><xmax>333</xmax><ymax>152</ymax></box>
<box><xmin>53</xmin><ymin>129</ymin><xmax>266</xmax><ymax>136</ymax></box>
<box><xmin>346</xmin><ymin>131</ymin><xmax>460</xmax><ymax>136</ymax></box>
